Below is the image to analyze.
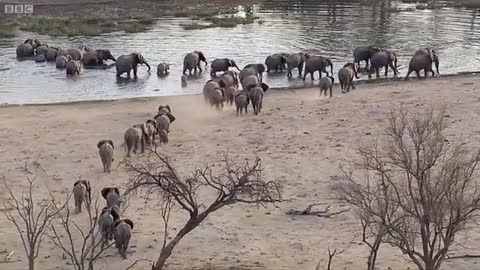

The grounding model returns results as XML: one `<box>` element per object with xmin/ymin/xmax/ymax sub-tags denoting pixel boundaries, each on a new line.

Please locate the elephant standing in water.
<box><xmin>405</xmin><ymin>48</ymin><xmax>439</xmax><ymax>79</ymax></box>
<box><xmin>353</xmin><ymin>46</ymin><xmax>380</xmax><ymax>69</ymax></box>
<box><xmin>115</xmin><ymin>53</ymin><xmax>151</xmax><ymax>78</ymax></box>
<box><xmin>287</xmin><ymin>52</ymin><xmax>310</xmax><ymax>78</ymax></box>
<box><xmin>242</xmin><ymin>63</ymin><xmax>265</xmax><ymax>81</ymax></box>
<box><xmin>59</xmin><ymin>46</ymin><xmax>91</xmax><ymax>61</ymax></box>
<box><xmin>66</xmin><ymin>59</ymin><xmax>82</xmax><ymax>76</ymax></box>
<box><xmin>265</xmin><ymin>53</ymin><xmax>289</xmax><ymax>72</ymax></box>
<box><xmin>82</xmin><ymin>49</ymin><xmax>116</xmax><ymax>67</ymax></box>
<box><xmin>46</xmin><ymin>47</ymin><xmax>61</xmax><ymax>61</ymax></box>
<box><xmin>35</xmin><ymin>45</ymin><xmax>49</xmax><ymax>57</ymax></box>
<box><xmin>303</xmin><ymin>56</ymin><xmax>333</xmax><ymax>81</ymax></box>
<box><xmin>210</xmin><ymin>58</ymin><xmax>240</xmax><ymax>76</ymax></box>
<box><xmin>369</xmin><ymin>49</ymin><xmax>398</xmax><ymax>78</ymax></box>
<box><xmin>56</xmin><ymin>55</ymin><xmax>71</xmax><ymax>69</ymax></box>
<box><xmin>16</xmin><ymin>39</ymin><xmax>41</xmax><ymax>58</ymax></box>
<box><xmin>183</xmin><ymin>51</ymin><xmax>207</xmax><ymax>75</ymax></box>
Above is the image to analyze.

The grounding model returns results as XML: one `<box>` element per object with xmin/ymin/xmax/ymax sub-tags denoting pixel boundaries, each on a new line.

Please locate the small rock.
<box><xmin>365</xmin><ymin>132</ymin><xmax>372</xmax><ymax>135</ymax></box>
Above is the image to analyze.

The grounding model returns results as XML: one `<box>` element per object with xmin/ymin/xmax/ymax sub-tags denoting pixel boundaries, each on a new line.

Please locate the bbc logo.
<box><xmin>4</xmin><ymin>4</ymin><xmax>34</xmax><ymax>14</ymax></box>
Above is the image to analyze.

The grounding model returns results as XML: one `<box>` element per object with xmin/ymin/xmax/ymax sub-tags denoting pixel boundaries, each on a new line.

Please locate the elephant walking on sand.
<box><xmin>235</xmin><ymin>90</ymin><xmax>250</xmax><ymax>116</ymax></box>
<box><xmin>353</xmin><ymin>46</ymin><xmax>380</xmax><ymax>69</ymax></box>
<box><xmin>123</xmin><ymin>125</ymin><xmax>146</xmax><ymax>157</ymax></box>
<box><xmin>405</xmin><ymin>48</ymin><xmax>439</xmax><ymax>79</ymax></box>
<box><xmin>115</xmin><ymin>53</ymin><xmax>151</xmax><ymax>78</ymax></box>
<box><xmin>265</xmin><ymin>53</ymin><xmax>289</xmax><ymax>72</ymax></box>
<box><xmin>72</xmin><ymin>180</ymin><xmax>91</xmax><ymax>213</ymax></box>
<box><xmin>99</xmin><ymin>207</ymin><xmax>120</xmax><ymax>244</ymax></box>
<box><xmin>66</xmin><ymin>59</ymin><xmax>82</xmax><ymax>76</ymax></box>
<box><xmin>338</xmin><ymin>63</ymin><xmax>359</xmax><ymax>93</ymax></box>
<box><xmin>154</xmin><ymin>105</ymin><xmax>176</xmax><ymax>134</ymax></box>
<box><xmin>82</xmin><ymin>49</ymin><xmax>116</xmax><ymax>67</ymax></box>
<box><xmin>219</xmin><ymin>71</ymin><xmax>239</xmax><ymax>88</ymax></box>
<box><xmin>303</xmin><ymin>56</ymin><xmax>334</xmax><ymax>81</ymax></box>
<box><xmin>287</xmin><ymin>52</ymin><xmax>310</xmax><ymax>78</ymax></box>
<box><xmin>248</xmin><ymin>83</ymin><xmax>269</xmax><ymax>115</ymax></box>
<box><xmin>203</xmin><ymin>79</ymin><xmax>226</xmax><ymax>109</ymax></box>
<box><xmin>101</xmin><ymin>187</ymin><xmax>121</xmax><ymax>209</ymax></box>
<box><xmin>318</xmin><ymin>76</ymin><xmax>334</xmax><ymax>97</ymax></box>
<box><xmin>114</xmin><ymin>219</ymin><xmax>134</xmax><ymax>259</ymax></box>
<box><xmin>210</xmin><ymin>58</ymin><xmax>240</xmax><ymax>76</ymax></box>
<box><xmin>183</xmin><ymin>51</ymin><xmax>207</xmax><ymax>75</ymax></box>
<box><xmin>97</xmin><ymin>140</ymin><xmax>114</xmax><ymax>173</ymax></box>
<box><xmin>369</xmin><ymin>49</ymin><xmax>398</xmax><ymax>79</ymax></box>
<box><xmin>16</xmin><ymin>39</ymin><xmax>41</xmax><ymax>58</ymax></box>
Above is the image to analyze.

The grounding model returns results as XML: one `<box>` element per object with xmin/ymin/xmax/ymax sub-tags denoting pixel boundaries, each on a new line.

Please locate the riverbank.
<box><xmin>1</xmin><ymin>75</ymin><xmax>480</xmax><ymax>270</ymax></box>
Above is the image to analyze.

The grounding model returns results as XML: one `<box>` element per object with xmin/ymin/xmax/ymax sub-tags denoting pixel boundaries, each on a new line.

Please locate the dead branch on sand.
<box><xmin>286</xmin><ymin>203</ymin><xmax>349</xmax><ymax>217</ymax></box>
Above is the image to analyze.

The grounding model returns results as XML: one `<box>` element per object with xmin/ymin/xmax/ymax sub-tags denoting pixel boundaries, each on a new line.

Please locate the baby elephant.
<box><xmin>66</xmin><ymin>59</ymin><xmax>82</xmax><ymax>76</ymax></box>
<box><xmin>248</xmin><ymin>83</ymin><xmax>269</xmax><ymax>115</ymax></box>
<box><xmin>144</xmin><ymin>119</ymin><xmax>158</xmax><ymax>145</ymax></box>
<box><xmin>338</xmin><ymin>63</ymin><xmax>359</xmax><ymax>93</ymax></box>
<box><xmin>224</xmin><ymin>85</ymin><xmax>238</xmax><ymax>105</ymax></box>
<box><xmin>124</xmin><ymin>125</ymin><xmax>146</xmax><ymax>157</ymax></box>
<box><xmin>97</xmin><ymin>140</ymin><xmax>114</xmax><ymax>173</ymax></box>
<box><xmin>114</xmin><ymin>219</ymin><xmax>134</xmax><ymax>259</ymax></box>
<box><xmin>157</xmin><ymin>62</ymin><xmax>170</xmax><ymax>76</ymax></box>
<box><xmin>101</xmin><ymin>187</ymin><xmax>121</xmax><ymax>208</ymax></box>
<box><xmin>235</xmin><ymin>90</ymin><xmax>250</xmax><ymax>116</ymax></box>
<box><xmin>99</xmin><ymin>207</ymin><xmax>120</xmax><ymax>244</ymax></box>
<box><xmin>181</xmin><ymin>75</ymin><xmax>187</xmax><ymax>87</ymax></box>
<box><xmin>318</xmin><ymin>76</ymin><xmax>334</xmax><ymax>97</ymax></box>
<box><xmin>72</xmin><ymin>180</ymin><xmax>91</xmax><ymax>213</ymax></box>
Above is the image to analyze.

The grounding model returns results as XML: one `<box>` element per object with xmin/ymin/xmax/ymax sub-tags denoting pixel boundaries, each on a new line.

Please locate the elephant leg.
<box><xmin>424</xmin><ymin>69</ymin><xmax>428</xmax><ymax>78</ymax></box>
<box><xmin>351</xmin><ymin>77</ymin><xmax>356</xmax><ymax>90</ymax></box>
<box><xmin>329</xmin><ymin>86</ymin><xmax>332</xmax><ymax>97</ymax></box>
<box><xmin>141</xmin><ymin>138</ymin><xmax>145</xmax><ymax>154</ymax></box>
<box><xmin>198</xmin><ymin>64</ymin><xmax>203</xmax><ymax>73</ymax></box>
<box><xmin>183</xmin><ymin>68</ymin><xmax>187</xmax><ymax>75</ymax></box>
<box><xmin>384</xmin><ymin>65</ymin><xmax>388</xmax><ymax>77</ymax></box>
<box><xmin>194</xmin><ymin>67</ymin><xmax>198</xmax><ymax>74</ymax></box>
<box><xmin>310</xmin><ymin>72</ymin><xmax>314</xmax><ymax>81</ymax></box>
<box><xmin>318</xmin><ymin>71</ymin><xmax>322</xmax><ymax>79</ymax></box>
<box><xmin>303</xmin><ymin>72</ymin><xmax>307</xmax><ymax>81</ymax></box>
<box><xmin>365</xmin><ymin>59</ymin><xmax>369</xmax><ymax>69</ymax></box>
<box><xmin>298</xmin><ymin>63</ymin><xmax>304</xmax><ymax>76</ymax></box>
<box><xmin>133</xmin><ymin>66</ymin><xmax>138</xmax><ymax>78</ymax></box>
<box><xmin>415</xmin><ymin>70</ymin><xmax>421</xmax><ymax>78</ymax></box>
<box><xmin>405</xmin><ymin>69</ymin><xmax>413</xmax><ymax>80</ymax></box>
<box><xmin>376</xmin><ymin>68</ymin><xmax>380</xmax><ymax>78</ymax></box>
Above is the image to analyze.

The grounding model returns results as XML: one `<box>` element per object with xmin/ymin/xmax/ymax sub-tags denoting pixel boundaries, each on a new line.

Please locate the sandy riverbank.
<box><xmin>1</xmin><ymin>75</ymin><xmax>480</xmax><ymax>270</ymax></box>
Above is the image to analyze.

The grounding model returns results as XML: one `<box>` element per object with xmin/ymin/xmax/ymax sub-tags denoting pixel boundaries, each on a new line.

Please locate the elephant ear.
<box><xmin>166</xmin><ymin>105</ymin><xmax>171</xmax><ymax>113</ymax></box>
<box><xmin>110</xmin><ymin>208</ymin><xmax>120</xmax><ymax>221</ymax></box>
<box><xmin>73</xmin><ymin>180</ymin><xmax>81</xmax><ymax>187</ymax></box>
<box><xmin>101</xmin><ymin>188</ymin><xmax>111</xmax><ymax>200</ymax></box>
<box><xmin>329</xmin><ymin>76</ymin><xmax>335</xmax><ymax>84</ymax></box>
<box><xmin>113</xmin><ymin>219</ymin><xmax>121</xmax><ymax>228</ymax></box>
<box><xmin>108</xmin><ymin>140</ymin><xmax>114</xmax><ymax>149</ymax></box>
<box><xmin>97</xmin><ymin>140</ymin><xmax>106</xmax><ymax>149</ymax></box>
<box><xmin>260</xmin><ymin>83</ymin><xmax>269</xmax><ymax>92</ymax></box>
<box><xmin>101</xmin><ymin>207</ymin><xmax>109</xmax><ymax>215</ymax></box>
<box><xmin>24</xmin><ymin>39</ymin><xmax>32</xmax><ymax>44</ymax></box>
<box><xmin>166</xmin><ymin>112</ymin><xmax>176</xmax><ymax>123</ymax></box>
<box><xmin>124</xmin><ymin>219</ymin><xmax>134</xmax><ymax>229</ymax></box>
<box><xmin>113</xmin><ymin>187</ymin><xmax>120</xmax><ymax>196</ymax></box>
<box><xmin>230</xmin><ymin>59</ymin><xmax>237</xmax><ymax>67</ymax></box>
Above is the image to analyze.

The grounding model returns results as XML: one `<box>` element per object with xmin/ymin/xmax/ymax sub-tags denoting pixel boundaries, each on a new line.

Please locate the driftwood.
<box><xmin>286</xmin><ymin>203</ymin><xmax>349</xmax><ymax>217</ymax></box>
<box><xmin>446</xmin><ymin>254</ymin><xmax>480</xmax><ymax>260</ymax></box>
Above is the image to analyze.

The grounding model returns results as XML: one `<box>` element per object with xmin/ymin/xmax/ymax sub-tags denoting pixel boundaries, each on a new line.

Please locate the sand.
<box><xmin>1</xmin><ymin>75</ymin><xmax>480</xmax><ymax>270</ymax></box>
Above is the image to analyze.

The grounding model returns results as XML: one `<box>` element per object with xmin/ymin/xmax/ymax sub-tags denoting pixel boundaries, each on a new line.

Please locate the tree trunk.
<box><xmin>28</xmin><ymin>256</ymin><xmax>35</xmax><ymax>270</ymax></box>
<box><xmin>367</xmin><ymin>237</ymin><xmax>381</xmax><ymax>270</ymax></box>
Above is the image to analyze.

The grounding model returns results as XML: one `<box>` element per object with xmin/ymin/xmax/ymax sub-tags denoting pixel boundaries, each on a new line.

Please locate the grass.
<box><xmin>0</xmin><ymin>24</ymin><xmax>15</xmax><ymax>38</ymax></box>
<box><xmin>180</xmin><ymin>22</ymin><xmax>215</xmax><ymax>30</ymax></box>
<box><xmin>170</xmin><ymin>7</ymin><xmax>237</xmax><ymax>18</ymax></box>
<box><xmin>181</xmin><ymin>14</ymin><xmax>259</xmax><ymax>30</ymax></box>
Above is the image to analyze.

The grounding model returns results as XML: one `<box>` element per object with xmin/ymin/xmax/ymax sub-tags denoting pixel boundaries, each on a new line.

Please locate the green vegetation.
<box><xmin>0</xmin><ymin>24</ymin><xmax>16</xmax><ymax>38</ymax></box>
<box><xmin>180</xmin><ymin>22</ymin><xmax>214</xmax><ymax>30</ymax></box>
<box><xmin>170</xmin><ymin>7</ymin><xmax>237</xmax><ymax>18</ymax></box>
<box><xmin>180</xmin><ymin>14</ymin><xmax>259</xmax><ymax>31</ymax></box>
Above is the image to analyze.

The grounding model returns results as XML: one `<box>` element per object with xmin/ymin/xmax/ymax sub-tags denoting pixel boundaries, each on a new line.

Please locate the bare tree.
<box><xmin>3</xmin><ymin>177</ymin><xmax>65</xmax><ymax>270</ymax></box>
<box><xmin>48</xmin><ymin>188</ymin><xmax>114</xmax><ymax>270</ymax></box>
<box><xmin>124</xmin><ymin>151</ymin><xmax>282</xmax><ymax>270</ymax></box>
<box><xmin>334</xmin><ymin>108</ymin><xmax>480</xmax><ymax>270</ymax></box>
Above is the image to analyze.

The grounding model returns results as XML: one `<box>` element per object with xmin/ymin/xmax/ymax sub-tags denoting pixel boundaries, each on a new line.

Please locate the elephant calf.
<box><xmin>97</xmin><ymin>140</ymin><xmax>114</xmax><ymax>173</ymax></box>
<box><xmin>66</xmin><ymin>59</ymin><xmax>82</xmax><ymax>76</ymax></box>
<box><xmin>101</xmin><ymin>187</ymin><xmax>121</xmax><ymax>209</ymax></box>
<box><xmin>248</xmin><ymin>83</ymin><xmax>269</xmax><ymax>115</ymax></box>
<box><xmin>123</xmin><ymin>125</ymin><xmax>146</xmax><ymax>157</ymax></box>
<box><xmin>35</xmin><ymin>54</ymin><xmax>46</xmax><ymax>63</ymax></box>
<box><xmin>72</xmin><ymin>180</ymin><xmax>91</xmax><ymax>213</ymax></box>
<box><xmin>56</xmin><ymin>55</ymin><xmax>71</xmax><ymax>69</ymax></box>
<box><xmin>181</xmin><ymin>75</ymin><xmax>187</xmax><ymax>87</ymax></box>
<box><xmin>99</xmin><ymin>207</ymin><xmax>120</xmax><ymax>244</ymax></box>
<box><xmin>144</xmin><ymin>120</ymin><xmax>157</xmax><ymax>145</ymax></box>
<box><xmin>154</xmin><ymin>105</ymin><xmax>175</xmax><ymax>133</ymax></box>
<box><xmin>318</xmin><ymin>76</ymin><xmax>334</xmax><ymax>97</ymax></box>
<box><xmin>114</xmin><ymin>219</ymin><xmax>134</xmax><ymax>259</ymax></box>
<box><xmin>338</xmin><ymin>63</ymin><xmax>359</xmax><ymax>93</ymax></box>
<box><xmin>235</xmin><ymin>90</ymin><xmax>250</xmax><ymax>116</ymax></box>
<box><xmin>157</xmin><ymin>63</ymin><xmax>170</xmax><ymax>76</ymax></box>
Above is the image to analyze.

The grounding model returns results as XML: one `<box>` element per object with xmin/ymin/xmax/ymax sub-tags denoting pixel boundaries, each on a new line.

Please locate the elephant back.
<box><xmin>46</xmin><ymin>48</ymin><xmax>59</xmax><ymax>61</ymax></box>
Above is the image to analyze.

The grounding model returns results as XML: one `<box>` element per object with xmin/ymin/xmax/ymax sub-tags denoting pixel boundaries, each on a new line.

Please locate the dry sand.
<box><xmin>1</xmin><ymin>75</ymin><xmax>480</xmax><ymax>270</ymax></box>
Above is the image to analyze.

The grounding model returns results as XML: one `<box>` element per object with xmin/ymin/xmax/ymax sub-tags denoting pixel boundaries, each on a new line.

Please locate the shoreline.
<box><xmin>2</xmin><ymin>71</ymin><xmax>480</xmax><ymax>107</ymax></box>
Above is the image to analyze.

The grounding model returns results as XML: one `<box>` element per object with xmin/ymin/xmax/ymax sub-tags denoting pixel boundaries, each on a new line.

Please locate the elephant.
<box><xmin>338</xmin><ymin>63</ymin><xmax>359</xmax><ymax>93</ymax></box>
<box><xmin>235</xmin><ymin>90</ymin><xmax>250</xmax><ymax>116</ymax></box>
<box><xmin>56</xmin><ymin>55</ymin><xmax>71</xmax><ymax>69</ymax></box>
<box><xmin>265</xmin><ymin>53</ymin><xmax>288</xmax><ymax>72</ymax></box>
<box><xmin>72</xmin><ymin>180</ymin><xmax>91</xmax><ymax>213</ymax></box>
<box><xmin>303</xmin><ymin>56</ymin><xmax>334</xmax><ymax>81</ymax></box>
<box><xmin>116</xmin><ymin>53</ymin><xmax>151</xmax><ymax>78</ymax></box>
<box><xmin>82</xmin><ymin>49</ymin><xmax>116</xmax><ymax>66</ymax></box>
<box><xmin>97</xmin><ymin>140</ymin><xmax>114</xmax><ymax>173</ymax></box>
<box><xmin>16</xmin><ymin>39</ymin><xmax>41</xmax><ymax>58</ymax></box>
<box><xmin>210</xmin><ymin>58</ymin><xmax>240</xmax><ymax>76</ymax></box>
<box><xmin>35</xmin><ymin>55</ymin><xmax>46</xmax><ymax>63</ymax></box>
<box><xmin>46</xmin><ymin>47</ymin><xmax>61</xmax><ymax>61</ymax></box>
<box><xmin>248</xmin><ymin>83</ymin><xmax>269</xmax><ymax>115</ymax></box>
<box><xmin>99</xmin><ymin>206</ymin><xmax>120</xmax><ymax>244</ymax></box>
<box><xmin>66</xmin><ymin>59</ymin><xmax>82</xmax><ymax>76</ymax></box>
<box><xmin>59</xmin><ymin>47</ymin><xmax>89</xmax><ymax>61</ymax></box>
<box><xmin>224</xmin><ymin>85</ymin><xmax>238</xmax><ymax>105</ymax></box>
<box><xmin>208</xmin><ymin>88</ymin><xmax>225</xmax><ymax>110</ymax></box>
<box><xmin>353</xmin><ymin>46</ymin><xmax>380</xmax><ymax>68</ymax></box>
<box><xmin>183</xmin><ymin>51</ymin><xmax>207</xmax><ymax>75</ymax></box>
<box><xmin>157</xmin><ymin>63</ymin><xmax>170</xmax><ymax>76</ymax></box>
<box><xmin>203</xmin><ymin>79</ymin><xmax>225</xmax><ymax>103</ymax></box>
<box><xmin>154</xmin><ymin>105</ymin><xmax>175</xmax><ymax>133</ymax></box>
<box><xmin>242</xmin><ymin>64</ymin><xmax>266</xmax><ymax>80</ymax></box>
<box><xmin>101</xmin><ymin>187</ymin><xmax>121</xmax><ymax>209</ymax></box>
<box><xmin>144</xmin><ymin>119</ymin><xmax>157</xmax><ymax>145</ymax></box>
<box><xmin>181</xmin><ymin>75</ymin><xmax>187</xmax><ymax>87</ymax></box>
<box><xmin>35</xmin><ymin>45</ymin><xmax>49</xmax><ymax>56</ymax></box>
<box><xmin>287</xmin><ymin>52</ymin><xmax>310</xmax><ymax>78</ymax></box>
<box><xmin>318</xmin><ymin>76</ymin><xmax>334</xmax><ymax>97</ymax></box>
<box><xmin>219</xmin><ymin>71</ymin><xmax>239</xmax><ymax>88</ymax></box>
<box><xmin>158</xmin><ymin>129</ymin><xmax>168</xmax><ymax>145</ymax></box>
<box><xmin>405</xmin><ymin>48</ymin><xmax>440</xmax><ymax>79</ymax></box>
<box><xmin>369</xmin><ymin>49</ymin><xmax>398</xmax><ymax>78</ymax></box>
<box><xmin>113</xmin><ymin>219</ymin><xmax>134</xmax><ymax>259</ymax></box>
<box><xmin>240</xmin><ymin>74</ymin><xmax>261</xmax><ymax>91</ymax></box>
<box><xmin>123</xmin><ymin>125</ymin><xmax>146</xmax><ymax>157</ymax></box>
<box><xmin>157</xmin><ymin>104</ymin><xmax>172</xmax><ymax>116</ymax></box>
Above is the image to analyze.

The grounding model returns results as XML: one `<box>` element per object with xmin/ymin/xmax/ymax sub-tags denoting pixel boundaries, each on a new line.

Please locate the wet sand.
<box><xmin>1</xmin><ymin>75</ymin><xmax>480</xmax><ymax>270</ymax></box>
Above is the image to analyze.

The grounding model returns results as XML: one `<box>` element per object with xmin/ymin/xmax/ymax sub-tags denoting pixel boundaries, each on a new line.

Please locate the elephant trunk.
<box><xmin>144</xmin><ymin>61</ymin><xmax>151</xmax><ymax>72</ymax></box>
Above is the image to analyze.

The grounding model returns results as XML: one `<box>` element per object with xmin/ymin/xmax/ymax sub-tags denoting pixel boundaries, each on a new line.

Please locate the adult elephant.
<box><xmin>287</xmin><ymin>52</ymin><xmax>310</xmax><ymax>78</ymax></box>
<box><xmin>46</xmin><ymin>47</ymin><xmax>61</xmax><ymax>61</ymax></box>
<box><xmin>241</xmin><ymin>63</ymin><xmax>265</xmax><ymax>81</ymax></box>
<box><xmin>405</xmin><ymin>48</ymin><xmax>439</xmax><ymax>79</ymax></box>
<box><xmin>353</xmin><ymin>45</ymin><xmax>380</xmax><ymax>68</ymax></box>
<box><xmin>369</xmin><ymin>49</ymin><xmax>398</xmax><ymax>78</ymax></box>
<box><xmin>210</xmin><ymin>58</ymin><xmax>240</xmax><ymax>76</ymax></box>
<box><xmin>265</xmin><ymin>53</ymin><xmax>288</xmax><ymax>72</ymax></box>
<box><xmin>203</xmin><ymin>79</ymin><xmax>225</xmax><ymax>107</ymax></box>
<box><xmin>35</xmin><ymin>45</ymin><xmax>49</xmax><ymax>56</ymax></box>
<box><xmin>16</xmin><ymin>39</ymin><xmax>41</xmax><ymax>58</ymax></box>
<box><xmin>219</xmin><ymin>71</ymin><xmax>239</xmax><ymax>88</ymax></box>
<box><xmin>183</xmin><ymin>51</ymin><xmax>207</xmax><ymax>75</ymax></box>
<box><xmin>115</xmin><ymin>53</ymin><xmax>151</xmax><ymax>78</ymax></box>
<box><xmin>82</xmin><ymin>49</ymin><xmax>116</xmax><ymax>66</ymax></box>
<box><xmin>240</xmin><ymin>74</ymin><xmax>261</xmax><ymax>91</ymax></box>
<box><xmin>303</xmin><ymin>55</ymin><xmax>333</xmax><ymax>81</ymax></box>
<box><xmin>59</xmin><ymin>46</ymin><xmax>90</xmax><ymax>61</ymax></box>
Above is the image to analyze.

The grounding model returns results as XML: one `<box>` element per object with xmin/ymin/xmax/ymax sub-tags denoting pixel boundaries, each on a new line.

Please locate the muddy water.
<box><xmin>0</xmin><ymin>0</ymin><xmax>479</xmax><ymax>104</ymax></box>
